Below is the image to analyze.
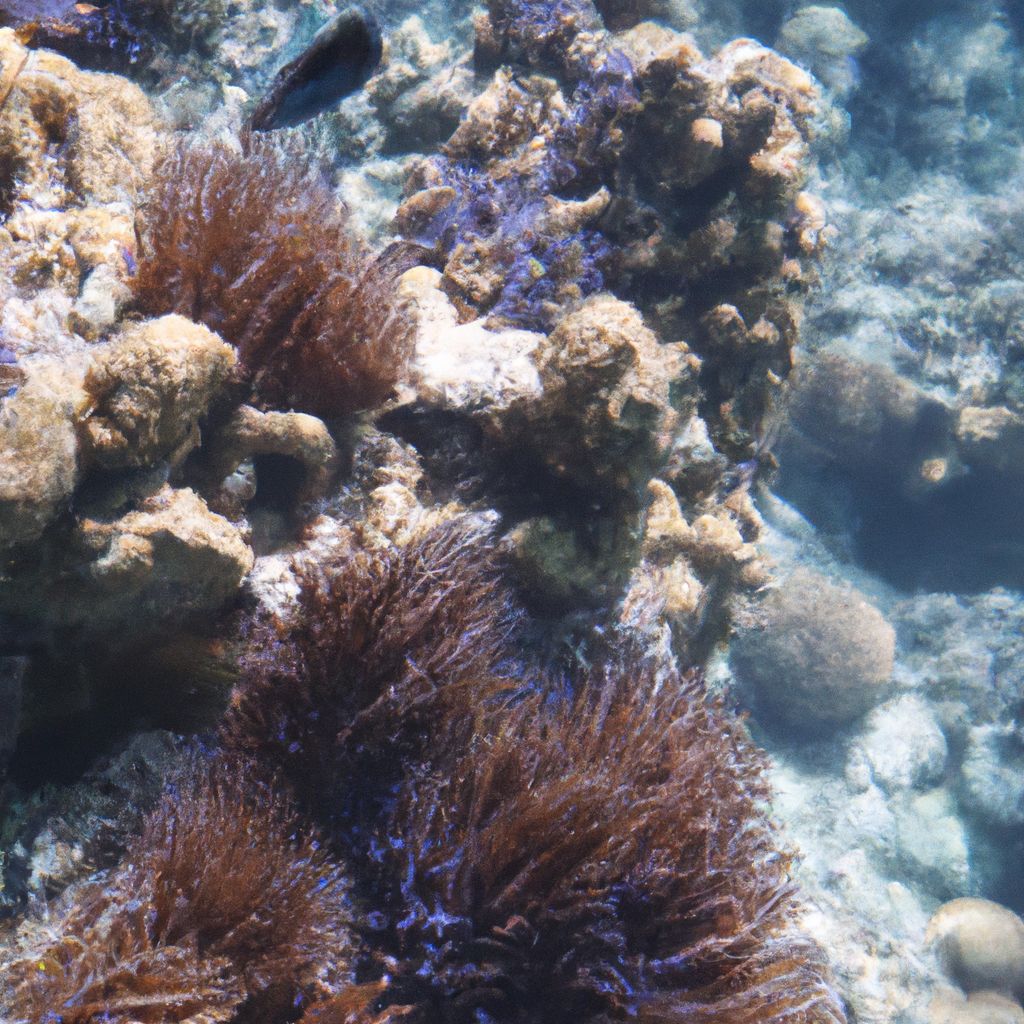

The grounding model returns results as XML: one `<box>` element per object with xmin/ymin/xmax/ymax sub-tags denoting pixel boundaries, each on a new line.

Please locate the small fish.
<box><xmin>248</xmin><ymin>6</ymin><xmax>382</xmax><ymax>132</ymax></box>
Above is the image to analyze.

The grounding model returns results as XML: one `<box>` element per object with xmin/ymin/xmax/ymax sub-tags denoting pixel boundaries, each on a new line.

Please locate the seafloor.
<box><xmin>0</xmin><ymin>1</ymin><xmax>1023</xmax><ymax>1022</ymax></box>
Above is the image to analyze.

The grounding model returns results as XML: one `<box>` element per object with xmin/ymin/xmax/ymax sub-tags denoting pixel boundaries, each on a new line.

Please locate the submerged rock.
<box><xmin>0</xmin><ymin>361</ymin><xmax>87</xmax><ymax>548</ymax></box>
<box><xmin>0</xmin><ymin>27</ymin><xmax>157</xmax><ymax>208</ymax></box>
<box><xmin>1</xmin><ymin>486</ymin><xmax>254</xmax><ymax>634</ymax></box>
<box><xmin>930</xmin><ymin>989</ymin><xmax>1024</xmax><ymax>1024</ymax></box>
<box><xmin>83</xmin><ymin>315</ymin><xmax>236</xmax><ymax>471</ymax></box>
<box><xmin>78</xmin><ymin>485</ymin><xmax>254</xmax><ymax>630</ymax></box>
<box><xmin>851</xmin><ymin>695</ymin><xmax>948</xmax><ymax>793</ymax></box>
<box><xmin>927</xmin><ymin>898</ymin><xmax>1024</xmax><ymax>999</ymax></box>
<box><xmin>776</xmin><ymin>6</ymin><xmax>869</xmax><ymax>98</ymax></box>
<box><xmin>959</xmin><ymin>723</ymin><xmax>1024</xmax><ymax>829</ymax></box>
<box><xmin>731</xmin><ymin>568</ymin><xmax>895</xmax><ymax>731</ymax></box>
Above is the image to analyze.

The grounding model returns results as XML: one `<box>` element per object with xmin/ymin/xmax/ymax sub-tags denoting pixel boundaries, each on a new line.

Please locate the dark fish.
<box><xmin>248</xmin><ymin>6</ymin><xmax>382</xmax><ymax>132</ymax></box>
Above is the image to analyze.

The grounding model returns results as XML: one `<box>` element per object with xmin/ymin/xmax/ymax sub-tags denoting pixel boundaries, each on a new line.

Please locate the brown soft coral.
<box><xmin>133</xmin><ymin>136</ymin><xmax>414</xmax><ymax>419</ymax></box>
<box><xmin>0</xmin><ymin>760</ymin><xmax>354</xmax><ymax>1023</ymax></box>
<box><xmin>221</xmin><ymin>515</ymin><xmax>520</xmax><ymax>836</ymax></box>
<box><xmin>376</xmin><ymin>659</ymin><xmax>846</xmax><ymax>1023</ymax></box>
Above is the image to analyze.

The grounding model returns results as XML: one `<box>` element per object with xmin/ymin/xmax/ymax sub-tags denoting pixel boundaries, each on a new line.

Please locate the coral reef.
<box><xmin>10</xmin><ymin>1</ymin><xmax>1023</xmax><ymax>1022</ymax></box>
<box><xmin>0</xmin><ymin>760</ymin><xmax>353</xmax><ymax>1022</ymax></box>
<box><xmin>133</xmin><ymin>137</ymin><xmax>415</xmax><ymax>420</ymax></box>
<box><xmin>396</xmin><ymin>0</ymin><xmax>826</xmax><ymax>456</ymax></box>
<box><xmin>220</xmin><ymin>515</ymin><xmax>844</xmax><ymax>1022</ymax></box>
<box><xmin>1</xmin><ymin>514</ymin><xmax>845</xmax><ymax>1024</ymax></box>
<box><xmin>621</xmin><ymin>476</ymin><xmax>769</xmax><ymax>662</ymax></box>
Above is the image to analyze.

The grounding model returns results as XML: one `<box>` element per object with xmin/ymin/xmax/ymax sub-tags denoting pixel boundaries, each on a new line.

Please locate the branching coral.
<box><xmin>0</xmin><ymin>759</ymin><xmax>354</xmax><ymax>1023</ymax></box>
<box><xmin>372</xmin><ymin>661</ymin><xmax>846</xmax><ymax>1023</ymax></box>
<box><xmin>221</xmin><ymin>515</ymin><xmax>521</xmax><ymax>838</ymax></box>
<box><xmin>133</xmin><ymin>137</ymin><xmax>414</xmax><ymax>420</ymax></box>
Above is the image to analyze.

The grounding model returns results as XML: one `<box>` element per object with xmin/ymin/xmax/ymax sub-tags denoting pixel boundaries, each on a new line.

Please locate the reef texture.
<box><xmin>7</xmin><ymin>0</ymin><xmax>1022</xmax><ymax>1022</ymax></box>
<box><xmin>396</xmin><ymin>0</ymin><xmax>827</xmax><ymax>459</ymax></box>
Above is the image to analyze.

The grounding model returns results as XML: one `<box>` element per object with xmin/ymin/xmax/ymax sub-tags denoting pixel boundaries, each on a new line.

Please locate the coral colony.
<box><xmin>4</xmin><ymin>0</ymin><xmax>1024</xmax><ymax>1022</ymax></box>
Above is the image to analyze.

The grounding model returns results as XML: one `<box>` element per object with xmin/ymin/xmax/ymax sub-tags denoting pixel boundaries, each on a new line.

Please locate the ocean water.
<box><xmin>0</xmin><ymin>1</ymin><xmax>1023</xmax><ymax>1022</ymax></box>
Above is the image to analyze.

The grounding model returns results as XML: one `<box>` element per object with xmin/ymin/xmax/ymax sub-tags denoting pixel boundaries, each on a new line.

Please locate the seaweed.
<box><xmin>1</xmin><ymin>530</ymin><xmax>845</xmax><ymax>1024</ymax></box>
<box><xmin>132</xmin><ymin>137</ymin><xmax>414</xmax><ymax>420</ymax></box>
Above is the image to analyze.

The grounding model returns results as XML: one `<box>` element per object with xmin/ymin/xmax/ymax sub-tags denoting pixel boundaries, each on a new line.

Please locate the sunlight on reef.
<box><xmin>1</xmin><ymin>0</ymin><xmax>1024</xmax><ymax>1022</ymax></box>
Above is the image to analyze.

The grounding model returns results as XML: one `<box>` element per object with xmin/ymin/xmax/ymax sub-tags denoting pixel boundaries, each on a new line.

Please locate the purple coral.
<box><xmin>401</xmin><ymin>9</ymin><xmax>637</xmax><ymax>330</ymax></box>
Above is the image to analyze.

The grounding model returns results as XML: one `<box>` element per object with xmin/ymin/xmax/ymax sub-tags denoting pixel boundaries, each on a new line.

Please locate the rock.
<box><xmin>83</xmin><ymin>316</ymin><xmax>236</xmax><ymax>470</ymax></box>
<box><xmin>507</xmin><ymin>295</ymin><xmax>695</xmax><ymax>500</ymax></box>
<box><xmin>508</xmin><ymin>515</ymin><xmax>633</xmax><ymax>612</ymax></box>
<box><xmin>0</xmin><ymin>27</ymin><xmax>158</xmax><ymax>208</ymax></box>
<box><xmin>783</xmin><ymin>351</ymin><xmax>956</xmax><ymax>493</ymax></box>
<box><xmin>850</xmin><ymin>695</ymin><xmax>948</xmax><ymax>792</ymax></box>
<box><xmin>927</xmin><ymin>898</ymin><xmax>1024</xmax><ymax>998</ymax></box>
<box><xmin>402</xmin><ymin>266</ymin><xmax>544</xmax><ymax>413</ymax></box>
<box><xmin>776</xmin><ymin>6</ymin><xmax>869</xmax><ymax>98</ymax></box>
<box><xmin>930</xmin><ymin>989</ymin><xmax>1024</xmax><ymax>1024</ymax></box>
<box><xmin>404</xmin><ymin>273</ymin><xmax>697</xmax><ymax>504</ymax></box>
<box><xmin>730</xmin><ymin>569</ymin><xmax>895</xmax><ymax>731</ymax></box>
<box><xmin>960</xmin><ymin>723</ymin><xmax>1024</xmax><ymax>828</ymax></box>
<box><xmin>78</xmin><ymin>486</ymin><xmax>254</xmax><ymax>629</ymax></box>
<box><xmin>9</xmin><ymin>731</ymin><xmax>186</xmax><ymax>903</ymax></box>
<box><xmin>0</xmin><ymin>360</ymin><xmax>88</xmax><ymax>548</ymax></box>
<box><xmin>956</xmin><ymin>406</ymin><xmax>1024</xmax><ymax>483</ymax></box>
<box><xmin>892</xmin><ymin>788</ymin><xmax>971</xmax><ymax>898</ymax></box>
<box><xmin>202</xmin><ymin>404</ymin><xmax>340</xmax><ymax>513</ymax></box>
<box><xmin>1</xmin><ymin>485</ymin><xmax>256</xmax><ymax>632</ymax></box>
<box><xmin>365</xmin><ymin>15</ymin><xmax>474</xmax><ymax>152</ymax></box>
<box><xmin>399</xmin><ymin>16</ymin><xmax>822</xmax><ymax>451</ymax></box>
<box><xmin>69</xmin><ymin>263</ymin><xmax>132</xmax><ymax>340</ymax></box>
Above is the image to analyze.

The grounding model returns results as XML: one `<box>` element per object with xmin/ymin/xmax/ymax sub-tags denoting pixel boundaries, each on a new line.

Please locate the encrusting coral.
<box><xmin>133</xmin><ymin>136</ymin><xmax>415</xmax><ymax>420</ymax></box>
